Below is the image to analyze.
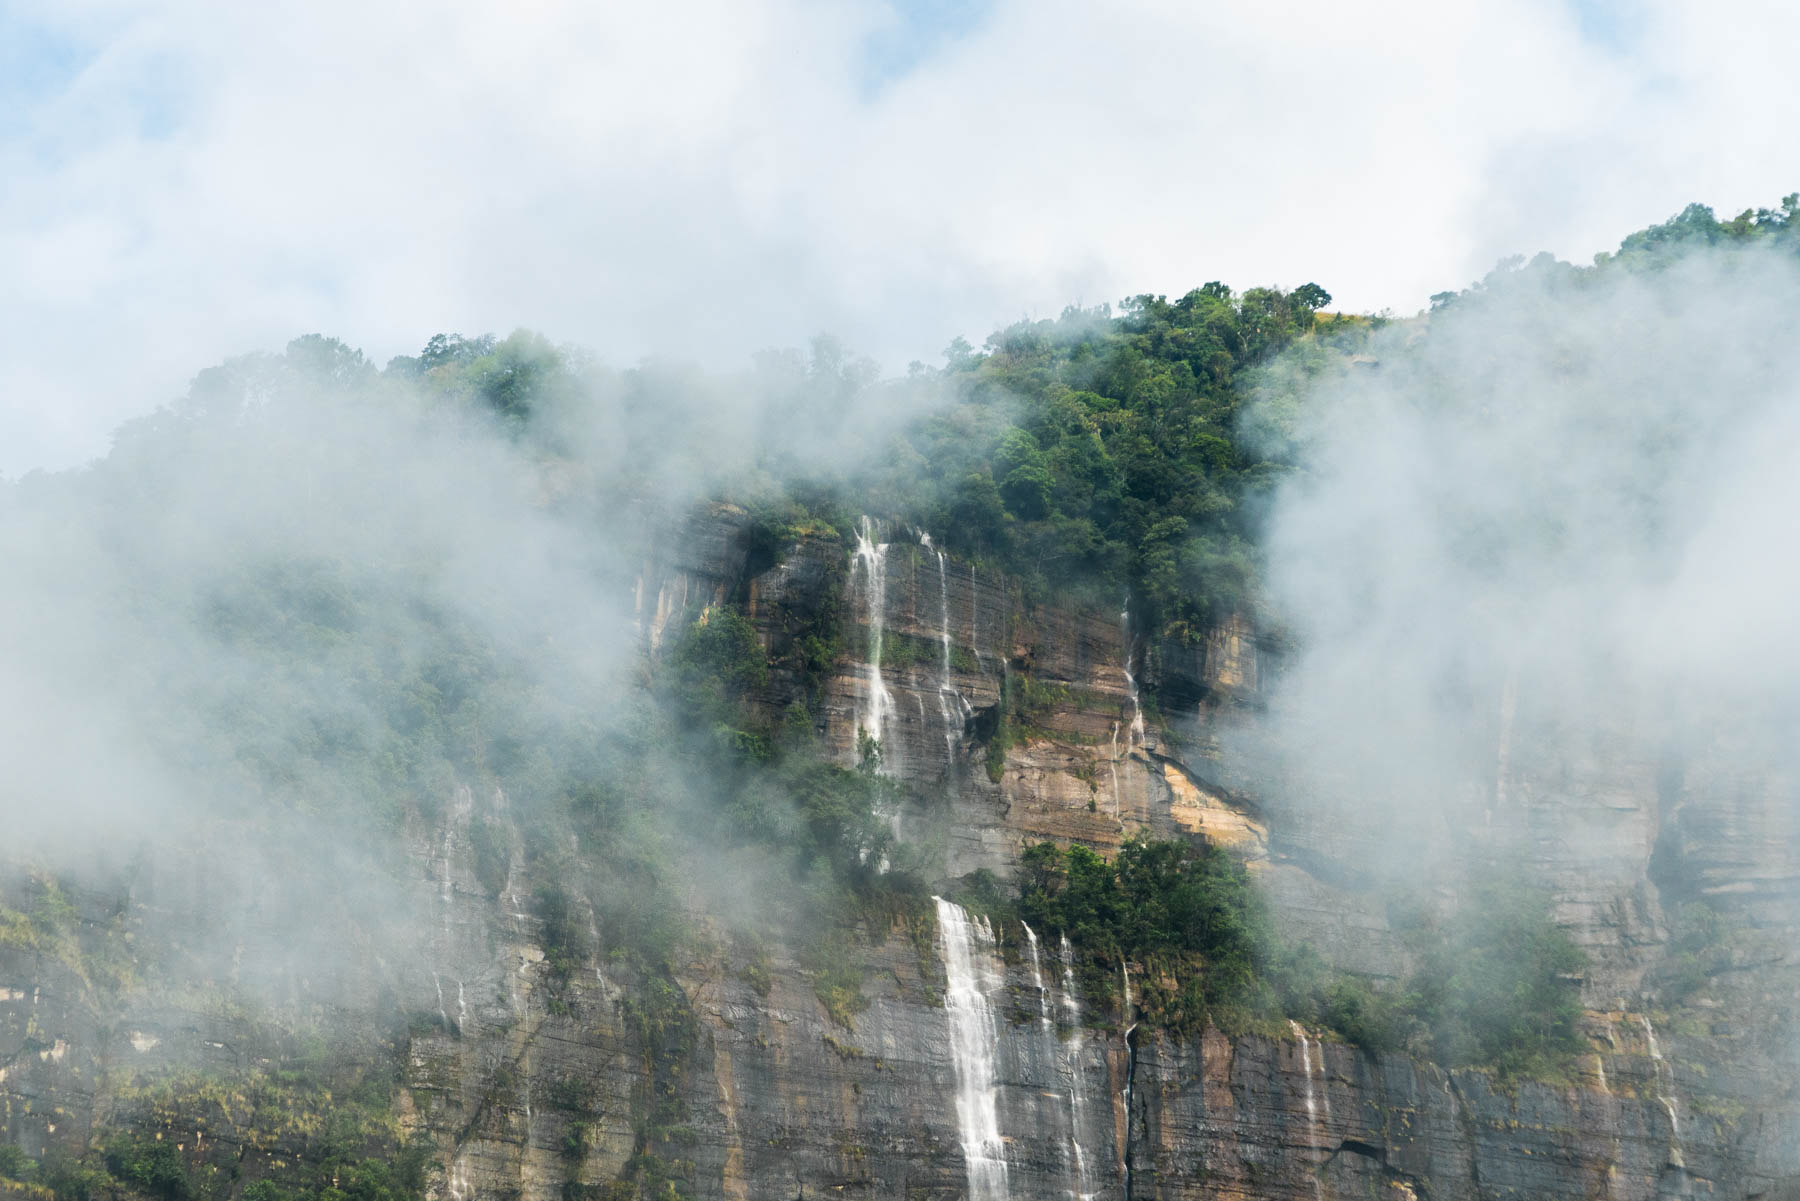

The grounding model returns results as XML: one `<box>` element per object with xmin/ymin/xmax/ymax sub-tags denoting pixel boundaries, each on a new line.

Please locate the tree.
<box><xmin>1290</xmin><ymin>282</ymin><xmax>1331</xmax><ymax>313</ymax></box>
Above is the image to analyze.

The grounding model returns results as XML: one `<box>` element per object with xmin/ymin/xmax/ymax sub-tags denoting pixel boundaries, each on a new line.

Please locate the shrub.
<box><xmin>103</xmin><ymin>1135</ymin><xmax>189</xmax><ymax>1201</ymax></box>
<box><xmin>0</xmin><ymin>1144</ymin><xmax>35</xmax><ymax>1183</ymax></box>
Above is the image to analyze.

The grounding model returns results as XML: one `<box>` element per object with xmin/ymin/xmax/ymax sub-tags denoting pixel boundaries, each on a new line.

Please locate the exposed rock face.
<box><xmin>1129</xmin><ymin>1025</ymin><xmax>1732</xmax><ymax>1201</ymax></box>
<box><xmin>6</xmin><ymin>508</ymin><xmax>1800</xmax><ymax>1201</ymax></box>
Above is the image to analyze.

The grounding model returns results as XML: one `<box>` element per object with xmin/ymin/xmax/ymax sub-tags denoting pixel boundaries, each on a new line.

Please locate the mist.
<box><xmin>0</xmin><ymin>331</ymin><xmax>954</xmax><ymax>1011</ymax></box>
<box><xmin>1243</xmin><ymin>243</ymin><xmax>1800</xmax><ymax>895</ymax></box>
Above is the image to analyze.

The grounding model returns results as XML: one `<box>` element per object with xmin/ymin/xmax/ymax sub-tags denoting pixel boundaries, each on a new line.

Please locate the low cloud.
<box><xmin>1244</xmin><ymin>243</ymin><xmax>1800</xmax><ymax>875</ymax></box>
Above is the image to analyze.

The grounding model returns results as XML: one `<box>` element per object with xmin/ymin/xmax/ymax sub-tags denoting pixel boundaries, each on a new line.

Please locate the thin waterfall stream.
<box><xmin>1120</xmin><ymin>961</ymin><xmax>1138</xmax><ymax>1191</ymax></box>
<box><xmin>851</xmin><ymin>516</ymin><xmax>894</xmax><ymax>773</ymax></box>
<box><xmin>1060</xmin><ymin>935</ymin><xmax>1093</xmax><ymax>1199</ymax></box>
<box><xmin>1025</xmin><ymin>923</ymin><xmax>1088</xmax><ymax>1200</ymax></box>
<box><xmin>1641</xmin><ymin>1014</ymin><xmax>1683</xmax><ymax>1164</ymax></box>
<box><xmin>928</xmin><ymin>537</ymin><xmax>971</xmax><ymax>769</ymax></box>
<box><xmin>1290</xmin><ymin>1021</ymin><xmax>1328</xmax><ymax>1198</ymax></box>
<box><xmin>1120</xmin><ymin>606</ymin><xmax>1145</xmax><ymax>747</ymax></box>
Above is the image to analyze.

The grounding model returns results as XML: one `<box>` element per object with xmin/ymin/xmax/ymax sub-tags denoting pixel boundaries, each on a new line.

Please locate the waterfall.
<box><xmin>448</xmin><ymin>1156</ymin><xmax>472</xmax><ymax>1201</ymax></box>
<box><xmin>1110</xmin><ymin>610</ymin><xmax>1146</xmax><ymax>833</ymax></box>
<box><xmin>935</xmin><ymin>551</ymin><xmax>957</xmax><ymax>761</ymax></box>
<box><xmin>1641</xmin><ymin>1015</ymin><xmax>1683</xmax><ymax>1159</ymax></box>
<box><xmin>1025</xmin><ymin>922</ymin><xmax>1088</xmax><ymax>1199</ymax></box>
<box><xmin>1060</xmin><ymin>935</ymin><xmax>1093</xmax><ymax>1200</ymax></box>
<box><xmin>969</xmin><ymin>565</ymin><xmax>986</xmax><ymax>677</ymax></box>
<box><xmin>1119</xmin><ymin>961</ymin><xmax>1139</xmax><ymax>1185</ymax></box>
<box><xmin>434</xmin><ymin>789</ymin><xmax>467</xmax><ymax>1035</ymax></box>
<box><xmin>1120</xmin><ymin>609</ymin><xmax>1146</xmax><ymax>748</ymax></box>
<box><xmin>1116</xmin><ymin>662</ymin><xmax>1144</xmax><ymax>745</ymax></box>
<box><xmin>1124</xmin><ymin>668</ymin><xmax>1146</xmax><ymax>745</ymax></box>
<box><xmin>587</xmin><ymin>910</ymin><xmax>607</xmax><ymax>989</ymax></box>
<box><xmin>851</xmin><ymin>516</ymin><xmax>895</xmax><ymax>771</ymax></box>
<box><xmin>439</xmin><ymin>784</ymin><xmax>470</xmax><ymax>946</ymax></box>
<box><xmin>1023</xmin><ymin>922</ymin><xmax>1053</xmax><ymax>1032</ymax></box>
<box><xmin>1290</xmin><ymin>1021</ymin><xmax>1331</xmax><ymax>1128</ymax></box>
<box><xmin>1107</xmin><ymin>720</ymin><xmax>1125</xmax><ymax>824</ymax></box>
<box><xmin>935</xmin><ymin>897</ymin><xmax>1010</xmax><ymax>1200</ymax></box>
<box><xmin>923</xmin><ymin>540</ymin><xmax>972</xmax><ymax>770</ymax></box>
<box><xmin>1290</xmin><ymin>1021</ymin><xmax>1328</xmax><ymax>1198</ymax></box>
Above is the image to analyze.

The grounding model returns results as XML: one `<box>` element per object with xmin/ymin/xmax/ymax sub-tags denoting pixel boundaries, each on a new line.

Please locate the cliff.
<box><xmin>5</xmin><ymin>509</ymin><xmax>1799</xmax><ymax>1201</ymax></box>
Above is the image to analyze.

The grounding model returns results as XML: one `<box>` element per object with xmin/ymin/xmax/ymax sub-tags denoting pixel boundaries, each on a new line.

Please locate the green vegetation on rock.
<box><xmin>1016</xmin><ymin>837</ymin><xmax>1587</xmax><ymax>1077</ymax></box>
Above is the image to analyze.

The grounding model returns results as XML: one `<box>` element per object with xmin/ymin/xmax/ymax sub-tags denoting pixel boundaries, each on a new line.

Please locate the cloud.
<box><xmin>2</xmin><ymin>0</ymin><xmax>1798</xmax><ymax>474</ymax></box>
<box><xmin>1240</xmin><ymin>244</ymin><xmax>1800</xmax><ymax>888</ymax></box>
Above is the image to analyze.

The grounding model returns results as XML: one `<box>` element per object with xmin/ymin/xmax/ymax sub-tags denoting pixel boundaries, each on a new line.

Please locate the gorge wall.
<box><xmin>6</xmin><ymin>507</ymin><xmax>1800</xmax><ymax>1201</ymax></box>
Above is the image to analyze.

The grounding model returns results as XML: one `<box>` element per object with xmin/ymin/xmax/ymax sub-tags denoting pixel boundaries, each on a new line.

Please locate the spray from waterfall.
<box><xmin>934</xmin><ymin>897</ymin><xmax>1011</xmax><ymax>1200</ymax></box>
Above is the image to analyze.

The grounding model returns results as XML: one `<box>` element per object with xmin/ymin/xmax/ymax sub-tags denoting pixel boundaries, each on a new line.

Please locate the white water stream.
<box><xmin>851</xmin><ymin>516</ymin><xmax>895</xmax><ymax>771</ymax></box>
<box><xmin>1024</xmin><ymin>922</ymin><xmax>1053</xmax><ymax>1033</ymax></box>
<box><xmin>1120</xmin><ymin>607</ymin><xmax>1145</xmax><ymax>747</ymax></box>
<box><xmin>930</xmin><ymin>541</ymin><xmax>973</xmax><ymax>767</ymax></box>
<box><xmin>1060</xmin><ymin>936</ymin><xmax>1094</xmax><ymax>1199</ymax></box>
<box><xmin>1119</xmin><ymin>961</ymin><xmax>1139</xmax><ymax>1184</ymax></box>
<box><xmin>1641</xmin><ymin>1015</ymin><xmax>1683</xmax><ymax>1160</ymax></box>
<box><xmin>935</xmin><ymin>897</ymin><xmax>1011</xmax><ymax>1200</ymax></box>
<box><xmin>1025</xmin><ymin>924</ymin><xmax>1087</xmax><ymax>1201</ymax></box>
<box><xmin>1290</xmin><ymin>1021</ymin><xmax>1328</xmax><ymax>1198</ymax></box>
<box><xmin>1291</xmin><ymin>1021</ymin><xmax>1332</xmax><ymax>1126</ymax></box>
<box><xmin>969</xmin><ymin>565</ymin><xmax>986</xmax><ymax>676</ymax></box>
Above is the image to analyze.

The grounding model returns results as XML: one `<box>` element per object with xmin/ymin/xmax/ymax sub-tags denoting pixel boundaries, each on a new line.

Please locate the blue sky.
<box><xmin>0</xmin><ymin>14</ymin><xmax>81</xmax><ymax>137</ymax></box>
<box><xmin>860</xmin><ymin>0</ymin><xmax>994</xmax><ymax>92</ymax></box>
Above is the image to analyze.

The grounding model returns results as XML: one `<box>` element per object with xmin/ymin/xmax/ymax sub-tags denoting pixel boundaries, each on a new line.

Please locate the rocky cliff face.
<box><xmin>6</xmin><ymin>508</ymin><xmax>1800</xmax><ymax>1201</ymax></box>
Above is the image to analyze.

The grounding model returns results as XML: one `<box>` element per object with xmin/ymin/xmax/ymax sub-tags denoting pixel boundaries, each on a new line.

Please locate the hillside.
<box><xmin>5</xmin><ymin>198</ymin><xmax>1800</xmax><ymax>1200</ymax></box>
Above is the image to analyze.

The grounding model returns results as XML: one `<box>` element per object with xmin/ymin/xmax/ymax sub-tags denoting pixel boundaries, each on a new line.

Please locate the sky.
<box><xmin>1</xmin><ymin>0</ymin><xmax>1797</xmax><ymax>475</ymax></box>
